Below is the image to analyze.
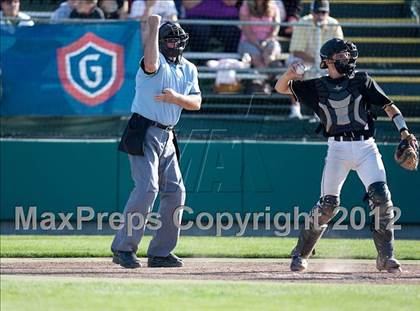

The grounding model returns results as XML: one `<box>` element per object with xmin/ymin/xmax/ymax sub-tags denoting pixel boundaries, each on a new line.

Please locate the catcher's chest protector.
<box><xmin>315</xmin><ymin>75</ymin><xmax>370</xmax><ymax>135</ymax></box>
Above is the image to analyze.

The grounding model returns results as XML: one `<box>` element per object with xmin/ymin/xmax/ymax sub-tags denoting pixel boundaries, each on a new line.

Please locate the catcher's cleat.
<box><xmin>376</xmin><ymin>256</ymin><xmax>402</xmax><ymax>273</ymax></box>
<box><xmin>290</xmin><ymin>256</ymin><xmax>308</xmax><ymax>272</ymax></box>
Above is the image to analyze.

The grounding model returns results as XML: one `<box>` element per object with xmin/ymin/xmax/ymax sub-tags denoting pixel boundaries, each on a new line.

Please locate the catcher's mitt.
<box><xmin>394</xmin><ymin>134</ymin><xmax>419</xmax><ymax>171</ymax></box>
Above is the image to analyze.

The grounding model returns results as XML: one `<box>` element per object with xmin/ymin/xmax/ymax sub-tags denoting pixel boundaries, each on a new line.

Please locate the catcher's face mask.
<box><xmin>159</xmin><ymin>22</ymin><xmax>189</xmax><ymax>62</ymax></box>
<box><xmin>320</xmin><ymin>39</ymin><xmax>358</xmax><ymax>76</ymax></box>
<box><xmin>331</xmin><ymin>51</ymin><xmax>354</xmax><ymax>75</ymax></box>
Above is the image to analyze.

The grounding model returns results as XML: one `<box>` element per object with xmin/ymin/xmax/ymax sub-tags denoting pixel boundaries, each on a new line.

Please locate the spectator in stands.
<box><xmin>0</xmin><ymin>0</ymin><xmax>34</xmax><ymax>26</ymax></box>
<box><xmin>173</xmin><ymin>0</ymin><xmax>182</xmax><ymax>16</ymax></box>
<box><xmin>274</xmin><ymin>0</ymin><xmax>286</xmax><ymax>22</ymax></box>
<box><xmin>183</xmin><ymin>0</ymin><xmax>241</xmax><ymax>53</ymax></box>
<box><xmin>130</xmin><ymin>0</ymin><xmax>178</xmax><ymax>47</ymax></box>
<box><xmin>279</xmin><ymin>0</ymin><xmax>302</xmax><ymax>37</ymax></box>
<box><xmin>51</xmin><ymin>0</ymin><xmax>79</xmax><ymax>20</ymax></box>
<box><xmin>98</xmin><ymin>0</ymin><xmax>129</xmax><ymax>19</ymax></box>
<box><xmin>238</xmin><ymin>0</ymin><xmax>281</xmax><ymax>68</ymax></box>
<box><xmin>289</xmin><ymin>0</ymin><xmax>342</xmax><ymax>67</ymax></box>
<box><xmin>287</xmin><ymin>0</ymin><xmax>343</xmax><ymax>119</ymax></box>
<box><xmin>70</xmin><ymin>0</ymin><xmax>105</xmax><ymax>19</ymax></box>
<box><xmin>130</xmin><ymin>0</ymin><xmax>177</xmax><ymax>21</ymax></box>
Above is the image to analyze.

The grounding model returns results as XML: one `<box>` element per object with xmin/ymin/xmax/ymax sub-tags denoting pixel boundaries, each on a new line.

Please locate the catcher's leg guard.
<box><xmin>368</xmin><ymin>182</ymin><xmax>401</xmax><ymax>273</ymax></box>
<box><xmin>291</xmin><ymin>195</ymin><xmax>339</xmax><ymax>271</ymax></box>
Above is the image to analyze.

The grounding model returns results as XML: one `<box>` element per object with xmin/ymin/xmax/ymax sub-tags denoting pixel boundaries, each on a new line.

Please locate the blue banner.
<box><xmin>0</xmin><ymin>21</ymin><xmax>141</xmax><ymax>115</ymax></box>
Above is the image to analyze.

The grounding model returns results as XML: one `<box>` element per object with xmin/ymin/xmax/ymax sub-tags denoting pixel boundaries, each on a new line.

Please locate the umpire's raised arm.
<box><xmin>143</xmin><ymin>15</ymin><xmax>161</xmax><ymax>74</ymax></box>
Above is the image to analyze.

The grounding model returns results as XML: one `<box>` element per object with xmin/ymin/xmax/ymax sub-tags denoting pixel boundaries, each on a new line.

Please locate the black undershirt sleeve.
<box><xmin>289</xmin><ymin>79</ymin><xmax>320</xmax><ymax>112</ymax></box>
<box><xmin>363</xmin><ymin>74</ymin><xmax>393</xmax><ymax>108</ymax></box>
<box><xmin>140</xmin><ymin>58</ymin><xmax>157</xmax><ymax>75</ymax></box>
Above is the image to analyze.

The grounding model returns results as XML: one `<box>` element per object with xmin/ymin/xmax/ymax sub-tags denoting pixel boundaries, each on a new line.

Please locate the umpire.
<box><xmin>111</xmin><ymin>15</ymin><xmax>201</xmax><ymax>268</ymax></box>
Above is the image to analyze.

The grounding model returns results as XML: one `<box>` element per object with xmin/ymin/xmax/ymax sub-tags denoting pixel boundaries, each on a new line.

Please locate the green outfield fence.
<box><xmin>2</xmin><ymin>0</ymin><xmax>420</xmax><ymax>226</ymax></box>
<box><xmin>1</xmin><ymin>138</ymin><xmax>420</xmax><ymax>224</ymax></box>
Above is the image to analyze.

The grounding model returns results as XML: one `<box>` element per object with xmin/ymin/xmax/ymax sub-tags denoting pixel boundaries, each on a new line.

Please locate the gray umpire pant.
<box><xmin>111</xmin><ymin>126</ymin><xmax>186</xmax><ymax>257</ymax></box>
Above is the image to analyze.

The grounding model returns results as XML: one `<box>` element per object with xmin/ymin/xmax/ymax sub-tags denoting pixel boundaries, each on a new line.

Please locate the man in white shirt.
<box><xmin>130</xmin><ymin>0</ymin><xmax>178</xmax><ymax>46</ymax></box>
<box><xmin>287</xmin><ymin>0</ymin><xmax>343</xmax><ymax>119</ymax></box>
<box><xmin>51</xmin><ymin>0</ymin><xmax>79</xmax><ymax>20</ymax></box>
<box><xmin>130</xmin><ymin>0</ymin><xmax>177</xmax><ymax>21</ymax></box>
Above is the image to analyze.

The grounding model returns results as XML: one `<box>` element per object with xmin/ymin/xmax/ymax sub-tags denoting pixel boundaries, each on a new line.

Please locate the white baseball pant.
<box><xmin>321</xmin><ymin>137</ymin><xmax>387</xmax><ymax>198</ymax></box>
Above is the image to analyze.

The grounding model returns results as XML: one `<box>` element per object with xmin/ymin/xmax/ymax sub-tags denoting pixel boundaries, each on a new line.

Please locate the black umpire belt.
<box><xmin>119</xmin><ymin>113</ymin><xmax>179</xmax><ymax>157</ymax></box>
<box><xmin>333</xmin><ymin>135</ymin><xmax>371</xmax><ymax>142</ymax></box>
<box><xmin>151</xmin><ymin>121</ymin><xmax>174</xmax><ymax>131</ymax></box>
<box><xmin>132</xmin><ymin>113</ymin><xmax>174</xmax><ymax>131</ymax></box>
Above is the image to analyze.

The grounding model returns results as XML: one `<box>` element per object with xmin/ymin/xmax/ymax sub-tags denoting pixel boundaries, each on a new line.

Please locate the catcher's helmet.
<box><xmin>159</xmin><ymin>22</ymin><xmax>189</xmax><ymax>62</ymax></box>
<box><xmin>320</xmin><ymin>38</ymin><xmax>358</xmax><ymax>76</ymax></box>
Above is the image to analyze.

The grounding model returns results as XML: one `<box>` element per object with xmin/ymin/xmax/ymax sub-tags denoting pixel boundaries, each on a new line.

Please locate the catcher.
<box><xmin>275</xmin><ymin>38</ymin><xmax>419</xmax><ymax>273</ymax></box>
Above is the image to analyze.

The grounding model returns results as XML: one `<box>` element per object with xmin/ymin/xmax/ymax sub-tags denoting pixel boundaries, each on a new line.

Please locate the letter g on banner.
<box><xmin>79</xmin><ymin>54</ymin><xmax>102</xmax><ymax>89</ymax></box>
<box><xmin>57</xmin><ymin>32</ymin><xmax>125</xmax><ymax>106</ymax></box>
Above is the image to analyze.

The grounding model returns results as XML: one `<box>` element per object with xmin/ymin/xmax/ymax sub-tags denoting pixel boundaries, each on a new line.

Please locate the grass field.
<box><xmin>1</xmin><ymin>276</ymin><xmax>420</xmax><ymax>311</ymax></box>
<box><xmin>2</xmin><ymin>236</ymin><xmax>420</xmax><ymax>311</ymax></box>
<box><xmin>1</xmin><ymin>235</ymin><xmax>420</xmax><ymax>259</ymax></box>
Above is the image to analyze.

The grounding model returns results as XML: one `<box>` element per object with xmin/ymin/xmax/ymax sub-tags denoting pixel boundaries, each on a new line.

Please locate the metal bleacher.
<box><xmin>180</xmin><ymin>0</ymin><xmax>420</xmax><ymax>121</ymax></box>
<box><xmin>14</xmin><ymin>0</ymin><xmax>420</xmax><ymax>141</ymax></box>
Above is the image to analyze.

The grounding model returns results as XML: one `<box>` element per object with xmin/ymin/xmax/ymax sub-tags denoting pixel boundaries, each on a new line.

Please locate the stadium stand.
<box><xmin>180</xmin><ymin>0</ymin><xmax>420</xmax><ymax>125</ymax></box>
<box><xmin>2</xmin><ymin>0</ymin><xmax>420</xmax><ymax>141</ymax></box>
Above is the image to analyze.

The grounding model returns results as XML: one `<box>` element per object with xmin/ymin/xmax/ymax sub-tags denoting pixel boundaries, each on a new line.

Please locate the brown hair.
<box><xmin>246</xmin><ymin>0</ymin><xmax>272</xmax><ymax>17</ymax></box>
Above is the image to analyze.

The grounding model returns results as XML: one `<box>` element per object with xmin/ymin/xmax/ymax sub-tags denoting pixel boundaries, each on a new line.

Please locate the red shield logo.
<box><xmin>57</xmin><ymin>32</ymin><xmax>125</xmax><ymax>106</ymax></box>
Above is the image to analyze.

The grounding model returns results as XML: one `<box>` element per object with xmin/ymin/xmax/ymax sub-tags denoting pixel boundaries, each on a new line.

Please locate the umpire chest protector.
<box><xmin>315</xmin><ymin>74</ymin><xmax>370</xmax><ymax>136</ymax></box>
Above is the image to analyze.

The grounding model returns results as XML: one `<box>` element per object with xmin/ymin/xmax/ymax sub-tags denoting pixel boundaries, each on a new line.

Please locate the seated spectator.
<box><xmin>51</xmin><ymin>0</ymin><xmax>79</xmax><ymax>20</ymax></box>
<box><xmin>238</xmin><ymin>0</ymin><xmax>281</xmax><ymax>68</ymax></box>
<box><xmin>130</xmin><ymin>0</ymin><xmax>178</xmax><ymax>47</ymax></box>
<box><xmin>287</xmin><ymin>0</ymin><xmax>343</xmax><ymax>119</ymax></box>
<box><xmin>274</xmin><ymin>0</ymin><xmax>286</xmax><ymax>22</ymax></box>
<box><xmin>0</xmin><ymin>0</ymin><xmax>34</xmax><ymax>26</ymax></box>
<box><xmin>183</xmin><ymin>0</ymin><xmax>241</xmax><ymax>53</ymax></box>
<box><xmin>130</xmin><ymin>0</ymin><xmax>177</xmax><ymax>21</ymax></box>
<box><xmin>173</xmin><ymin>0</ymin><xmax>182</xmax><ymax>16</ymax></box>
<box><xmin>70</xmin><ymin>0</ymin><xmax>105</xmax><ymax>19</ymax></box>
<box><xmin>98</xmin><ymin>0</ymin><xmax>129</xmax><ymax>19</ymax></box>
<box><xmin>279</xmin><ymin>0</ymin><xmax>301</xmax><ymax>38</ymax></box>
<box><xmin>288</xmin><ymin>0</ymin><xmax>342</xmax><ymax>69</ymax></box>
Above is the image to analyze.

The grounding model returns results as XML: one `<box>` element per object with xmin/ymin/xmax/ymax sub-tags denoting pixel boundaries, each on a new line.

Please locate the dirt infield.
<box><xmin>1</xmin><ymin>258</ymin><xmax>420</xmax><ymax>284</ymax></box>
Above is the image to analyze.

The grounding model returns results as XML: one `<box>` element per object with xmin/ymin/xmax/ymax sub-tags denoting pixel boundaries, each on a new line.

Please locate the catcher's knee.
<box><xmin>368</xmin><ymin>182</ymin><xmax>394</xmax><ymax>222</ymax></box>
<box><xmin>312</xmin><ymin>195</ymin><xmax>340</xmax><ymax>226</ymax></box>
<box><xmin>368</xmin><ymin>182</ymin><xmax>391</xmax><ymax>206</ymax></box>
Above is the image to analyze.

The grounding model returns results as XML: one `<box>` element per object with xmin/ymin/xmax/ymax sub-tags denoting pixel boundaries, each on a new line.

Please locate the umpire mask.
<box><xmin>159</xmin><ymin>22</ymin><xmax>189</xmax><ymax>63</ymax></box>
<box><xmin>320</xmin><ymin>38</ymin><xmax>358</xmax><ymax>76</ymax></box>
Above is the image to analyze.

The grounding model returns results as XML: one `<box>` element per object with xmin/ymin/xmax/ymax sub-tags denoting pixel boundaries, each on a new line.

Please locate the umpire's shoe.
<box><xmin>113</xmin><ymin>251</ymin><xmax>141</xmax><ymax>269</ymax></box>
<box><xmin>376</xmin><ymin>255</ymin><xmax>401</xmax><ymax>273</ymax></box>
<box><xmin>290</xmin><ymin>256</ymin><xmax>308</xmax><ymax>272</ymax></box>
<box><xmin>148</xmin><ymin>253</ymin><xmax>184</xmax><ymax>268</ymax></box>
